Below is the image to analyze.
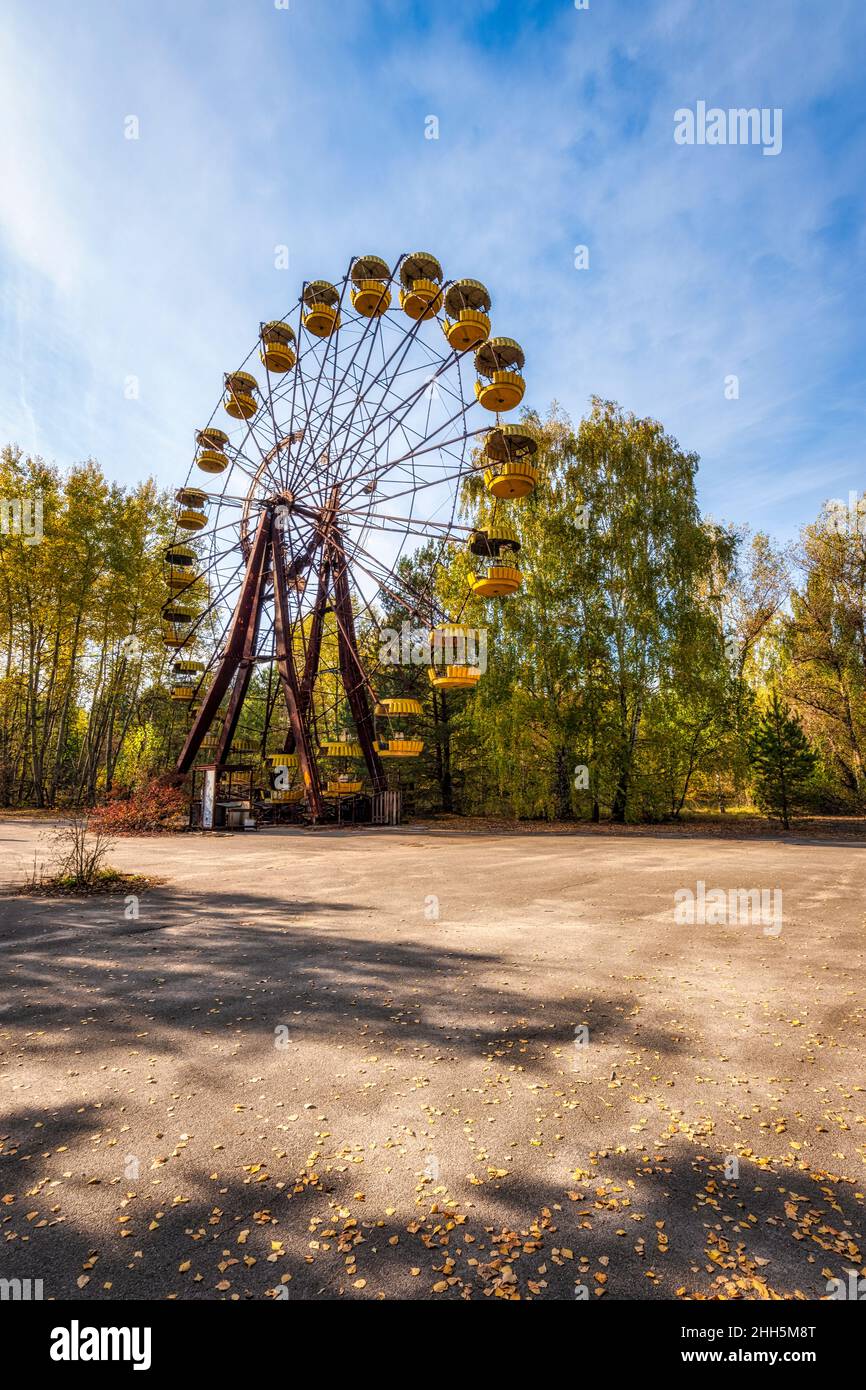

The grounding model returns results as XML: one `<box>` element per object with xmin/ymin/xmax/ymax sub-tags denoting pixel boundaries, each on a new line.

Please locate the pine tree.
<box><xmin>749</xmin><ymin>690</ymin><xmax>817</xmax><ymax>829</ymax></box>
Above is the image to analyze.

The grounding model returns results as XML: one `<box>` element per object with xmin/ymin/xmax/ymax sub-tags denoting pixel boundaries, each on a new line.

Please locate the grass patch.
<box><xmin>20</xmin><ymin>869</ymin><xmax>156</xmax><ymax>897</ymax></box>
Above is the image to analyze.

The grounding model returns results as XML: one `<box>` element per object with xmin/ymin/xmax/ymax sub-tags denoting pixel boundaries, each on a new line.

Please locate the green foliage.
<box><xmin>0</xmin><ymin>445</ymin><xmax>174</xmax><ymax>806</ymax></box>
<box><xmin>749</xmin><ymin>690</ymin><xmax>817</xmax><ymax>829</ymax></box>
<box><xmin>452</xmin><ymin>399</ymin><xmax>738</xmax><ymax>821</ymax></box>
<box><xmin>781</xmin><ymin>507</ymin><xmax>866</xmax><ymax>804</ymax></box>
<box><xmin>2</xmin><ymin>413</ymin><xmax>863</xmax><ymax>827</ymax></box>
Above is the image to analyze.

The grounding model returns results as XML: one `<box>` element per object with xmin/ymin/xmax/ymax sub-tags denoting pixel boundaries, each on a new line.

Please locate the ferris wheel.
<box><xmin>163</xmin><ymin>251</ymin><xmax>539</xmax><ymax>818</ymax></box>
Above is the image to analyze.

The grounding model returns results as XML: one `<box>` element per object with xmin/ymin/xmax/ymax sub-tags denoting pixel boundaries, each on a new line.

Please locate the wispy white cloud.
<box><xmin>1</xmin><ymin>0</ymin><xmax>864</xmax><ymax>542</ymax></box>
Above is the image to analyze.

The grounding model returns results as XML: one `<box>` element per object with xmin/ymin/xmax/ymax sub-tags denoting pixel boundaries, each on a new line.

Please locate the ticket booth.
<box><xmin>189</xmin><ymin>764</ymin><xmax>257</xmax><ymax>830</ymax></box>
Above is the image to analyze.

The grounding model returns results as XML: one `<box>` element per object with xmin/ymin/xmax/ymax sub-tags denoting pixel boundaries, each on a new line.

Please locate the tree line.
<box><xmin>1</xmin><ymin>399</ymin><xmax>863</xmax><ymax>825</ymax></box>
<box><xmin>0</xmin><ymin>445</ymin><xmax>174</xmax><ymax>807</ymax></box>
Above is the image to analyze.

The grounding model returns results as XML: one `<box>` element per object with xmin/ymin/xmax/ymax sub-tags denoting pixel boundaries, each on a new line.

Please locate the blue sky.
<box><xmin>1</xmin><ymin>0</ymin><xmax>864</xmax><ymax>540</ymax></box>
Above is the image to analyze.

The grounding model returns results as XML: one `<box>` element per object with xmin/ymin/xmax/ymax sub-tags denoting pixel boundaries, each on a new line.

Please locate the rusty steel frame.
<box><xmin>175</xmin><ymin>509</ymin><xmax>272</xmax><ymax>775</ymax></box>
<box><xmin>329</xmin><ymin>525</ymin><xmax>387</xmax><ymax>794</ymax></box>
<box><xmin>175</xmin><ymin>496</ymin><xmax>385</xmax><ymax>818</ymax></box>
<box><xmin>172</xmin><ymin>253</ymin><xmax>483</xmax><ymax>821</ymax></box>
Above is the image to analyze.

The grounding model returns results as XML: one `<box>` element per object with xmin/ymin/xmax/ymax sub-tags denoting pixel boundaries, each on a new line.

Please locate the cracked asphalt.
<box><xmin>1</xmin><ymin>817</ymin><xmax>864</xmax><ymax>1300</ymax></box>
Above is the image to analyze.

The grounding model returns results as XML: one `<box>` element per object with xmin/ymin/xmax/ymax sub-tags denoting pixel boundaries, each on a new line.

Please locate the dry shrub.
<box><xmin>92</xmin><ymin>777</ymin><xmax>186</xmax><ymax>833</ymax></box>
<box><xmin>51</xmin><ymin>816</ymin><xmax>118</xmax><ymax>889</ymax></box>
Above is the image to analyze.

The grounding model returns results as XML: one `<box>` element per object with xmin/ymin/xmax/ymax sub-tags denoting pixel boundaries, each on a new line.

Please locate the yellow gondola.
<box><xmin>163</xmin><ymin>601</ymin><xmax>194</xmax><ymax>627</ymax></box>
<box><xmin>481</xmin><ymin>424</ymin><xmax>539</xmax><ymax>497</ymax></box>
<box><xmin>265</xmin><ymin>750</ymin><xmax>299</xmax><ymax>767</ymax></box>
<box><xmin>175</xmin><ymin>487</ymin><xmax>208</xmax><ymax>531</ymax></box>
<box><xmin>165</xmin><ymin>544</ymin><xmax>198</xmax><ymax>588</ymax></box>
<box><xmin>427</xmin><ymin>664</ymin><xmax>482</xmax><ymax>691</ymax></box>
<box><xmin>399</xmin><ymin>251</ymin><xmax>443</xmax><ymax>320</ymax></box>
<box><xmin>376</xmin><ymin>737</ymin><xmax>424</xmax><ymax>757</ymax></box>
<box><xmin>175</xmin><ymin>508</ymin><xmax>206</xmax><ymax>532</ymax></box>
<box><xmin>468</xmin><ymin>520</ymin><xmax>520</xmax><ymax>560</ymax></box>
<box><xmin>374</xmin><ymin>697</ymin><xmax>424</xmax><ymax>716</ymax></box>
<box><xmin>427</xmin><ymin>622</ymin><xmax>483</xmax><ymax>689</ymax></box>
<box><xmin>170</xmin><ymin>656</ymin><xmax>203</xmax><ymax>702</ymax></box>
<box><xmin>471</xmin><ymin>563</ymin><xmax>522</xmax><ymax>597</ymax></box>
<box><xmin>268</xmin><ymin>788</ymin><xmax>305</xmax><ymax>804</ymax></box>
<box><xmin>429</xmin><ymin>621</ymin><xmax>482</xmax><ymax>664</ymax></box>
<box><xmin>196</xmin><ymin>426</ymin><xmax>230</xmax><ymax>474</ymax></box>
<box><xmin>224</xmin><ymin>371</ymin><xmax>259</xmax><ymax>420</ymax></box>
<box><xmin>373</xmin><ymin>689</ymin><xmax>425</xmax><ymax>755</ymax></box>
<box><xmin>260</xmin><ymin>321</ymin><xmax>297</xmax><ymax>373</ymax></box>
<box><xmin>474</xmin><ymin>337</ymin><xmax>525</xmax><ymax>412</ymax></box>
<box><xmin>162</xmin><ymin>625</ymin><xmax>189</xmax><ymax>649</ymax></box>
<box><xmin>303</xmin><ymin>281</ymin><xmax>341</xmax><ymax>337</ymax></box>
<box><xmin>442</xmin><ymin>278</ymin><xmax>491</xmax><ymax>352</ymax></box>
<box><xmin>326</xmin><ymin>778</ymin><xmax>363</xmax><ymax>796</ymax></box>
<box><xmin>351</xmin><ymin>256</ymin><xmax>392</xmax><ymax>317</ymax></box>
<box><xmin>320</xmin><ymin>739</ymin><xmax>363</xmax><ymax>758</ymax></box>
<box><xmin>167</xmin><ymin>573</ymin><xmax>201</xmax><ymax>598</ymax></box>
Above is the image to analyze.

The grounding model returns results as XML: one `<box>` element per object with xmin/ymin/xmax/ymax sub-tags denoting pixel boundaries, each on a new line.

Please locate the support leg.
<box><xmin>272</xmin><ymin>525</ymin><xmax>324</xmax><ymax>818</ymax></box>
<box><xmin>176</xmin><ymin>511</ymin><xmax>272</xmax><ymax>775</ymax></box>
<box><xmin>330</xmin><ymin>529</ymin><xmax>387</xmax><ymax>794</ymax></box>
